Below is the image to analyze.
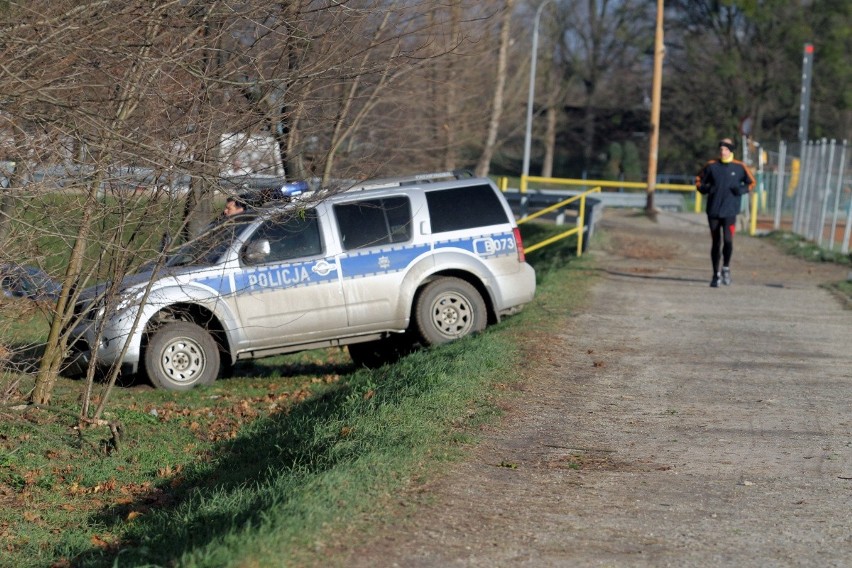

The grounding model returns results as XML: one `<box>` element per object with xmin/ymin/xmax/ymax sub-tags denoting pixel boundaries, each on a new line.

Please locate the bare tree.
<box><xmin>0</xmin><ymin>0</ymin><xmax>505</xmax><ymax>410</ymax></box>
<box><xmin>475</xmin><ymin>0</ymin><xmax>516</xmax><ymax>177</ymax></box>
<box><xmin>555</xmin><ymin>0</ymin><xmax>653</xmax><ymax>176</ymax></box>
<box><xmin>541</xmin><ymin>19</ymin><xmax>566</xmax><ymax>179</ymax></box>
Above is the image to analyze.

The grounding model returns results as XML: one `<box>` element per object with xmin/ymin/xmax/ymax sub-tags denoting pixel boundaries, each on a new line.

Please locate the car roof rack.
<box><xmin>349</xmin><ymin>169</ymin><xmax>474</xmax><ymax>191</ymax></box>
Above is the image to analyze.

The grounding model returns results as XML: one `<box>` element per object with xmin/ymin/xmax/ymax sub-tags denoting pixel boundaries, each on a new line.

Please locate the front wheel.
<box><xmin>415</xmin><ymin>277</ymin><xmax>487</xmax><ymax>346</ymax></box>
<box><xmin>144</xmin><ymin>322</ymin><xmax>220</xmax><ymax>391</ymax></box>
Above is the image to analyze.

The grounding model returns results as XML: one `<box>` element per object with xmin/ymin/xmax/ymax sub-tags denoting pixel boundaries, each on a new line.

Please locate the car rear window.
<box><xmin>334</xmin><ymin>196</ymin><xmax>412</xmax><ymax>251</ymax></box>
<box><xmin>426</xmin><ymin>184</ymin><xmax>509</xmax><ymax>233</ymax></box>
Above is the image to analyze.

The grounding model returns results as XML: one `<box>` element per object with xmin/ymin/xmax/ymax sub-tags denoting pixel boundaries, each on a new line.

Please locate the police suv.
<box><xmin>66</xmin><ymin>171</ymin><xmax>536</xmax><ymax>390</ymax></box>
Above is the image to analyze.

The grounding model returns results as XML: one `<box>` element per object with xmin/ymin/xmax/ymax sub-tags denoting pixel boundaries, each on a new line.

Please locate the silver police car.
<box><xmin>66</xmin><ymin>171</ymin><xmax>536</xmax><ymax>390</ymax></box>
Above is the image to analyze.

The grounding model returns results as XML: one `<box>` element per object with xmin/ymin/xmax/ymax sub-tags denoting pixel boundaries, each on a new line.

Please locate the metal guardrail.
<box><xmin>506</xmin><ymin>175</ymin><xmax>764</xmax><ymax>238</ymax></box>
<box><xmin>520</xmin><ymin>175</ymin><xmax>699</xmax><ymax>213</ymax></box>
<box><xmin>516</xmin><ymin>186</ymin><xmax>602</xmax><ymax>256</ymax></box>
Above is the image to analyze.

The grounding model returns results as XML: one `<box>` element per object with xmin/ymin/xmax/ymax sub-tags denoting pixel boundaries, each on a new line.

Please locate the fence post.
<box><xmin>843</xmin><ymin>184</ymin><xmax>852</xmax><ymax>255</ymax></box>
<box><xmin>773</xmin><ymin>141</ymin><xmax>786</xmax><ymax>230</ymax></box>
<box><xmin>817</xmin><ymin>139</ymin><xmax>837</xmax><ymax>246</ymax></box>
<box><xmin>750</xmin><ymin>192</ymin><xmax>758</xmax><ymax>235</ymax></box>
<box><xmin>828</xmin><ymin>140</ymin><xmax>847</xmax><ymax>251</ymax></box>
<box><xmin>793</xmin><ymin>141</ymin><xmax>809</xmax><ymax>234</ymax></box>
<box><xmin>576</xmin><ymin>194</ymin><xmax>586</xmax><ymax>256</ymax></box>
<box><xmin>802</xmin><ymin>141</ymin><xmax>820</xmax><ymax>239</ymax></box>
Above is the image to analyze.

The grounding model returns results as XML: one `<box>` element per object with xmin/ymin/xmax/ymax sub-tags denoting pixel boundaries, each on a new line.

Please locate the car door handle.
<box><xmin>311</xmin><ymin>259</ymin><xmax>338</xmax><ymax>276</ymax></box>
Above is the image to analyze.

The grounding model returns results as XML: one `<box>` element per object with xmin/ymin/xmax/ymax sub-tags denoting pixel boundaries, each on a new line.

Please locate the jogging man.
<box><xmin>695</xmin><ymin>138</ymin><xmax>756</xmax><ymax>287</ymax></box>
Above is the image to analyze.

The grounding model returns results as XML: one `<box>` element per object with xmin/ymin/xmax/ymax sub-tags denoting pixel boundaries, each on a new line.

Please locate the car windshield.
<box><xmin>165</xmin><ymin>216</ymin><xmax>254</xmax><ymax>268</ymax></box>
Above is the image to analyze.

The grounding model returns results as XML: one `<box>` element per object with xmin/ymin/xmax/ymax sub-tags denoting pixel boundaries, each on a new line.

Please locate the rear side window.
<box><xmin>426</xmin><ymin>184</ymin><xmax>509</xmax><ymax>233</ymax></box>
<box><xmin>335</xmin><ymin>196</ymin><xmax>412</xmax><ymax>251</ymax></box>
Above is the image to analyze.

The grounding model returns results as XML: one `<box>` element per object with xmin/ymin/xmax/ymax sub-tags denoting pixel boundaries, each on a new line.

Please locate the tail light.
<box><xmin>513</xmin><ymin>227</ymin><xmax>526</xmax><ymax>263</ymax></box>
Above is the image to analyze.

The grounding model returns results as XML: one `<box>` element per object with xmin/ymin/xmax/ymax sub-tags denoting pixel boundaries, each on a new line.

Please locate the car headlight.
<box><xmin>90</xmin><ymin>289</ymin><xmax>143</xmax><ymax>321</ymax></box>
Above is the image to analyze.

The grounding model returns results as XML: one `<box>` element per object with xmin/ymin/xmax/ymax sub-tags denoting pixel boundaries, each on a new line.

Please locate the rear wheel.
<box><xmin>415</xmin><ymin>277</ymin><xmax>487</xmax><ymax>346</ymax></box>
<box><xmin>144</xmin><ymin>322</ymin><xmax>219</xmax><ymax>391</ymax></box>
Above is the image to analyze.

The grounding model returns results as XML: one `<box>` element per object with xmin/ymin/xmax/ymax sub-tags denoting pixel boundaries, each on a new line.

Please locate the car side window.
<box><xmin>425</xmin><ymin>184</ymin><xmax>509</xmax><ymax>233</ymax></box>
<box><xmin>243</xmin><ymin>210</ymin><xmax>322</xmax><ymax>265</ymax></box>
<box><xmin>334</xmin><ymin>196</ymin><xmax>412</xmax><ymax>251</ymax></box>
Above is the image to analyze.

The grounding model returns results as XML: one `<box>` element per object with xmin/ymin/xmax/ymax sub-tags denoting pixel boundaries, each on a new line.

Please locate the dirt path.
<box><xmin>341</xmin><ymin>209</ymin><xmax>852</xmax><ymax>567</ymax></box>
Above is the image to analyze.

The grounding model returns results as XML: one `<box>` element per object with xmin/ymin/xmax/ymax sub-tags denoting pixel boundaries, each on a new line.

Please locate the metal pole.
<box><xmin>817</xmin><ymin>139</ymin><xmax>836</xmax><ymax>247</ymax></box>
<box><xmin>798</xmin><ymin>44</ymin><xmax>814</xmax><ymax>147</ymax></box>
<box><xmin>830</xmin><ymin>140</ymin><xmax>847</xmax><ymax>251</ymax></box>
<box><xmin>804</xmin><ymin>139</ymin><xmax>825</xmax><ymax>241</ymax></box>
<box><xmin>773</xmin><ymin>141</ymin><xmax>786</xmax><ymax>230</ymax></box>
<box><xmin>792</xmin><ymin>142</ymin><xmax>803</xmax><ymax>233</ymax></box>
<box><xmin>842</xmin><ymin>144</ymin><xmax>852</xmax><ymax>253</ymax></box>
<box><xmin>521</xmin><ymin>0</ymin><xmax>553</xmax><ymax>181</ymax></box>
<box><xmin>645</xmin><ymin>0</ymin><xmax>665</xmax><ymax>217</ymax></box>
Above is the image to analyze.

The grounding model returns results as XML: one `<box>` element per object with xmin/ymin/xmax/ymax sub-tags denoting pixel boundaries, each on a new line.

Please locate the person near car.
<box><xmin>695</xmin><ymin>138</ymin><xmax>756</xmax><ymax>287</ymax></box>
<box><xmin>223</xmin><ymin>196</ymin><xmax>247</xmax><ymax>217</ymax></box>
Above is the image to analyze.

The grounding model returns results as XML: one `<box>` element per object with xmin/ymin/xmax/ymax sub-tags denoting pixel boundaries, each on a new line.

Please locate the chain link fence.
<box><xmin>747</xmin><ymin>138</ymin><xmax>851</xmax><ymax>254</ymax></box>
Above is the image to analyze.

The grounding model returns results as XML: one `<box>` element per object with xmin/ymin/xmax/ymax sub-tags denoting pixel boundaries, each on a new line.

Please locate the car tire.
<box><xmin>415</xmin><ymin>277</ymin><xmax>487</xmax><ymax>346</ymax></box>
<box><xmin>144</xmin><ymin>322</ymin><xmax>220</xmax><ymax>391</ymax></box>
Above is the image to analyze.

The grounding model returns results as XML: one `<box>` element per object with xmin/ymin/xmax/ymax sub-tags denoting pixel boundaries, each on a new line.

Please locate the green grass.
<box><xmin>762</xmin><ymin>230</ymin><xmax>851</xmax><ymax>266</ymax></box>
<box><xmin>761</xmin><ymin>230</ymin><xmax>852</xmax><ymax>307</ymax></box>
<box><xmin>0</xmin><ymin>223</ymin><xmax>594</xmax><ymax>568</ymax></box>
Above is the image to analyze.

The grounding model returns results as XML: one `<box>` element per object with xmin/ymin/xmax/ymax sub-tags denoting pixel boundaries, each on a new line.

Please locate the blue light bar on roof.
<box><xmin>281</xmin><ymin>180</ymin><xmax>309</xmax><ymax>197</ymax></box>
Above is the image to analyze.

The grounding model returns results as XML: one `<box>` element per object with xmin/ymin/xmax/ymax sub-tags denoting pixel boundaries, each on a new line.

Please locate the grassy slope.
<box><xmin>761</xmin><ymin>230</ymin><xmax>852</xmax><ymax>307</ymax></box>
<box><xmin>0</xmin><ymin>225</ymin><xmax>594</xmax><ymax>568</ymax></box>
<box><xmin>3</xmin><ymin>214</ymin><xmax>850</xmax><ymax>567</ymax></box>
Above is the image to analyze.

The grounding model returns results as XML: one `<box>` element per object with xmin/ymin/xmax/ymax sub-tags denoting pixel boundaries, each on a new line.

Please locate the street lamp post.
<box><xmin>521</xmin><ymin>0</ymin><xmax>553</xmax><ymax>181</ymax></box>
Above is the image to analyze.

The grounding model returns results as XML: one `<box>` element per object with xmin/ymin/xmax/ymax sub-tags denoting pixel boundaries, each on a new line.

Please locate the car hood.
<box><xmin>77</xmin><ymin>265</ymin><xmax>203</xmax><ymax>303</ymax></box>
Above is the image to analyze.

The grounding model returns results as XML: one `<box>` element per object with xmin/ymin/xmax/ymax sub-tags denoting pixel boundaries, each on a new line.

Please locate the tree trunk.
<box><xmin>582</xmin><ymin>90</ymin><xmax>596</xmax><ymax>177</ymax></box>
<box><xmin>278</xmin><ymin>2</ymin><xmax>307</xmax><ymax>182</ymax></box>
<box><xmin>182</xmin><ymin>174</ymin><xmax>215</xmax><ymax>241</ymax></box>
<box><xmin>541</xmin><ymin>48</ymin><xmax>562</xmax><ymax>179</ymax></box>
<box><xmin>542</xmin><ymin>105</ymin><xmax>558</xmax><ymax>178</ymax></box>
<box><xmin>32</xmin><ymin>174</ymin><xmax>102</xmax><ymax>405</ymax></box>
<box><xmin>443</xmin><ymin>2</ymin><xmax>461</xmax><ymax>172</ymax></box>
<box><xmin>181</xmin><ymin>11</ymin><xmax>222</xmax><ymax>239</ymax></box>
<box><xmin>32</xmin><ymin>10</ymin><xmax>168</xmax><ymax>404</ymax></box>
<box><xmin>475</xmin><ymin>0</ymin><xmax>515</xmax><ymax>177</ymax></box>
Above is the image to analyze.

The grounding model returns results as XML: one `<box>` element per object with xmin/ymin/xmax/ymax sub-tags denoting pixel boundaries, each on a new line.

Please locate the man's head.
<box><xmin>719</xmin><ymin>138</ymin><xmax>735</xmax><ymax>162</ymax></box>
<box><xmin>223</xmin><ymin>196</ymin><xmax>246</xmax><ymax>217</ymax></box>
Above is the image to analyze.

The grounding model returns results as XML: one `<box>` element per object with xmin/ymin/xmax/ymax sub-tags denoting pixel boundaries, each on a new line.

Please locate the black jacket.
<box><xmin>695</xmin><ymin>159</ymin><xmax>756</xmax><ymax>219</ymax></box>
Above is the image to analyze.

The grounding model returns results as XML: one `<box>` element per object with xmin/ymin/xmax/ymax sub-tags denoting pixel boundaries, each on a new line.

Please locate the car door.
<box><xmin>334</xmin><ymin>194</ymin><xmax>429</xmax><ymax>331</ymax></box>
<box><xmin>232</xmin><ymin>208</ymin><xmax>347</xmax><ymax>349</ymax></box>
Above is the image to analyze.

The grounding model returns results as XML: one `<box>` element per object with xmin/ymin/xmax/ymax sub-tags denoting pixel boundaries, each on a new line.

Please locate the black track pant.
<box><xmin>708</xmin><ymin>216</ymin><xmax>736</xmax><ymax>274</ymax></box>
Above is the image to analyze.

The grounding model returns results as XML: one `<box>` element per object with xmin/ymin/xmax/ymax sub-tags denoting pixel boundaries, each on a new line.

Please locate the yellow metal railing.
<box><xmin>500</xmin><ymin>175</ymin><xmax>764</xmax><ymax>251</ymax></box>
<box><xmin>520</xmin><ymin>175</ymin><xmax>700</xmax><ymax>213</ymax></box>
<box><xmin>516</xmin><ymin>186</ymin><xmax>602</xmax><ymax>256</ymax></box>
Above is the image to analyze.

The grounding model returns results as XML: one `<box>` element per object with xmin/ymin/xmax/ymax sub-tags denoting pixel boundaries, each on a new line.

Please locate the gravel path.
<box><xmin>341</xmin><ymin>208</ymin><xmax>852</xmax><ymax>567</ymax></box>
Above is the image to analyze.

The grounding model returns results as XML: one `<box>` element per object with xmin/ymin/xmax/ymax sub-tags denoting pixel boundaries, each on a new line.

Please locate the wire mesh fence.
<box><xmin>749</xmin><ymin>138</ymin><xmax>850</xmax><ymax>254</ymax></box>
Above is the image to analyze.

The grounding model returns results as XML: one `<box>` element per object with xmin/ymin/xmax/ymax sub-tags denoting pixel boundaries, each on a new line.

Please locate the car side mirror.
<box><xmin>245</xmin><ymin>239</ymin><xmax>271</xmax><ymax>264</ymax></box>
